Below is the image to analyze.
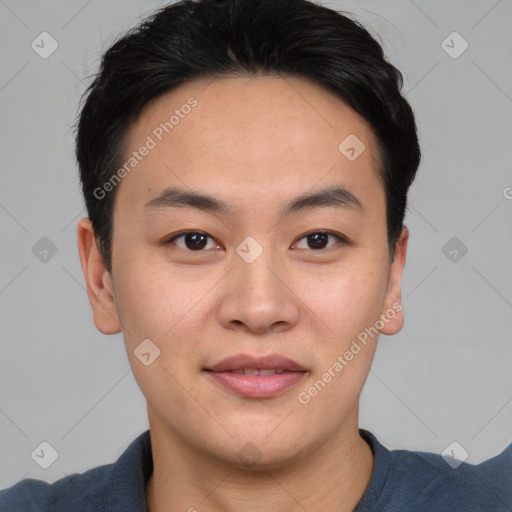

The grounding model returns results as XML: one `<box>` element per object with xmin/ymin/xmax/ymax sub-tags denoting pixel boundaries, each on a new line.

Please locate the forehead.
<box><xmin>117</xmin><ymin>75</ymin><xmax>383</xmax><ymax>215</ymax></box>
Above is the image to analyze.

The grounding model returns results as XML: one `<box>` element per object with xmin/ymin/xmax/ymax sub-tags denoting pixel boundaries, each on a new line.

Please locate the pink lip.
<box><xmin>206</xmin><ymin>371</ymin><xmax>307</xmax><ymax>398</ymax></box>
<box><xmin>205</xmin><ymin>353</ymin><xmax>307</xmax><ymax>372</ymax></box>
<box><xmin>203</xmin><ymin>353</ymin><xmax>308</xmax><ymax>398</ymax></box>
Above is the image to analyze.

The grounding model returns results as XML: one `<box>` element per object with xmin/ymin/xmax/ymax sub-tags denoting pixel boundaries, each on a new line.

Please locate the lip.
<box><xmin>205</xmin><ymin>353</ymin><xmax>307</xmax><ymax>372</ymax></box>
<box><xmin>203</xmin><ymin>353</ymin><xmax>308</xmax><ymax>398</ymax></box>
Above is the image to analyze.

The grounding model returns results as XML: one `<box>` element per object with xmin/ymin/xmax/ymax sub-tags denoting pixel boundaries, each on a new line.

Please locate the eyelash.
<box><xmin>164</xmin><ymin>230</ymin><xmax>348</xmax><ymax>252</ymax></box>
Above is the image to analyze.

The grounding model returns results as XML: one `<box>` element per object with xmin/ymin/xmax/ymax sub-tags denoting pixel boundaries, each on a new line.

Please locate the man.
<box><xmin>1</xmin><ymin>0</ymin><xmax>510</xmax><ymax>510</ymax></box>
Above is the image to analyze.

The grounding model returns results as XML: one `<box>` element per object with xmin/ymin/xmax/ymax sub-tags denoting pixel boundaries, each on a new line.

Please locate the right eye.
<box><xmin>164</xmin><ymin>231</ymin><xmax>222</xmax><ymax>252</ymax></box>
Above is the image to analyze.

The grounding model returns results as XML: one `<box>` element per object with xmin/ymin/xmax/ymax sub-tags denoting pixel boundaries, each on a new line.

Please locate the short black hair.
<box><xmin>76</xmin><ymin>0</ymin><xmax>421</xmax><ymax>274</ymax></box>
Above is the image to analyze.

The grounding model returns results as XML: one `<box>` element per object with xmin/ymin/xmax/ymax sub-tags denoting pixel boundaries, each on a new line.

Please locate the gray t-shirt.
<box><xmin>1</xmin><ymin>429</ymin><xmax>510</xmax><ymax>511</ymax></box>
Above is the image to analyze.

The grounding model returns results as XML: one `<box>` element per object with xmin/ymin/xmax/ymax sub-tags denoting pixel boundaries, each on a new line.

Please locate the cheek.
<box><xmin>295</xmin><ymin>256</ymin><xmax>387</xmax><ymax>399</ymax></box>
<box><xmin>112</xmin><ymin>251</ymin><xmax>217</xmax><ymax>360</ymax></box>
<box><xmin>301</xmin><ymin>256</ymin><xmax>389</xmax><ymax>343</ymax></box>
<box><xmin>112</xmin><ymin>260</ymin><xmax>209</xmax><ymax>407</ymax></box>
<box><xmin>112</xmin><ymin>268</ymin><xmax>163</xmax><ymax>341</ymax></box>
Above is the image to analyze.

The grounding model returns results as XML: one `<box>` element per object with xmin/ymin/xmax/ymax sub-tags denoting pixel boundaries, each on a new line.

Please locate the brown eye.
<box><xmin>166</xmin><ymin>231</ymin><xmax>219</xmax><ymax>251</ymax></box>
<box><xmin>293</xmin><ymin>231</ymin><xmax>344</xmax><ymax>250</ymax></box>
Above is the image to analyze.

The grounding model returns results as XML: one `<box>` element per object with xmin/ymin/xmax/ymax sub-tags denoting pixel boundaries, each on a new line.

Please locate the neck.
<box><xmin>145</xmin><ymin>408</ymin><xmax>374</xmax><ymax>512</ymax></box>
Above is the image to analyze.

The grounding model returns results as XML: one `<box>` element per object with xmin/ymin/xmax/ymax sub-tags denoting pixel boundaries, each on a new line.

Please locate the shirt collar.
<box><xmin>354</xmin><ymin>428</ymin><xmax>392</xmax><ymax>511</ymax></box>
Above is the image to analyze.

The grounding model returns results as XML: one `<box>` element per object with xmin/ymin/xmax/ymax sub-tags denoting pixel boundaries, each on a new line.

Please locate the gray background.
<box><xmin>1</xmin><ymin>0</ymin><xmax>511</xmax><ymax>489</ymax></box>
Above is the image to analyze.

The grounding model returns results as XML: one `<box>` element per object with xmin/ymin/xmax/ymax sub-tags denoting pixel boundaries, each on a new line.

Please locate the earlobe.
<box><xmin>379</xmin><ymin>227</ymin><xmax>409</xmax><ymax>336</ymax></box>
<box><xmin>77</xmin><ymin>218</ymin><xmax>122</xmax><ymax>335</ymax></box>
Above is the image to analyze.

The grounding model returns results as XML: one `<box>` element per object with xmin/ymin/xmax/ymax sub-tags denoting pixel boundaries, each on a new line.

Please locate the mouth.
<box><xmin>203</xmin><ymin>354</ymin><xmax>308</xmax><ymax>398</ymax></box>
<box><xmin>214</xmin><ymin>368</ymin><xmax>290</xmax><ymax>375</ymax></box>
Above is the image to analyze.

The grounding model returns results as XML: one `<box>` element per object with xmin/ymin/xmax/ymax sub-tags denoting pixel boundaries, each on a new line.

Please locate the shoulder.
<box><xmin>359</xmin><ymin>430</ymin><xmax>512</xmax><ymax>511</ymax></box>
<box><xmin>0</xmin><ymin>464</ymin><xmax>113</xmax><ymax>512</ymax></box>
<box><xmin>393</xmin><ymin>442</ymin><xmax>512</xmax><ymax>508</ymax></box>
<box><xmin>0</xmin><ymin>429</ymin><xmax>152</xmax><ymax>512</ymax></box>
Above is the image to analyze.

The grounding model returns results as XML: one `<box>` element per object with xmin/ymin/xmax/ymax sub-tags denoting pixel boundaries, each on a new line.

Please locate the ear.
<box><xmin>77</xmin><ymin>218</ymin><xmax>121</xmax><ymax>335</ymax></box>
<box><xmin>379</xmin><ymin>226</ymin><xmax>409</xmax><ymax>336</ymax></box>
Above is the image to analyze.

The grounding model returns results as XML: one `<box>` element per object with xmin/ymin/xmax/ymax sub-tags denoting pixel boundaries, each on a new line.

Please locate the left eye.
<box><xmin>293</xmin><ymin>231</ymin><xmax>344</xmax><ymax>250</ymax></box>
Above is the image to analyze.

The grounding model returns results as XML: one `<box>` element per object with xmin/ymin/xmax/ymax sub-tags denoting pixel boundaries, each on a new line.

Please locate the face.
<box><xmin>78</xmin><ymin>75</ymin><xmax>408</xmax><ymax>468</ymax></box>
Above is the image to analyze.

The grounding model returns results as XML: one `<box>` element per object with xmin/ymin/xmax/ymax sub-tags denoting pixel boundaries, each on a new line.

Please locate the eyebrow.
<box><xmin>143</xmin><ymin>185</ymin><xmax>365</xmax><ymax>217</ymax></box>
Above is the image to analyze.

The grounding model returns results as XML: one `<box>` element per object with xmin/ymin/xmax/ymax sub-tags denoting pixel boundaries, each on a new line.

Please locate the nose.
<box><xmin>217</xmin><ymin>243</ymin><xmax>300</xmax><ymax>335</ymax></box>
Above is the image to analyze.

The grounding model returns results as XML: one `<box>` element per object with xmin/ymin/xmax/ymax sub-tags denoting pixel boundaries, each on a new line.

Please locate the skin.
<box><xmin>78</xmin><ymin>75</ymin><xmax>408</xmax><ymax>512</ymax></box>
